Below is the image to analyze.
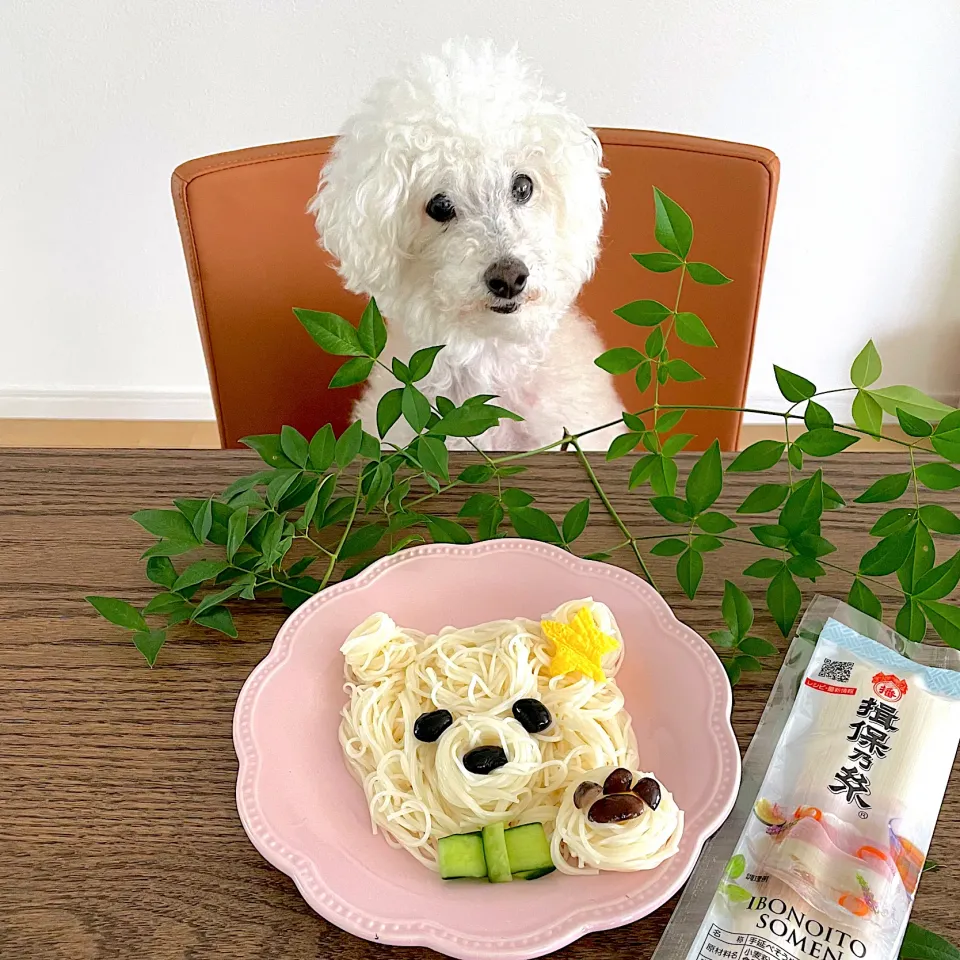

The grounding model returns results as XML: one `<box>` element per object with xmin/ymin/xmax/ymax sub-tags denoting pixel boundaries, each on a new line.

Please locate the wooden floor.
<box><xmin>0</xmin><ymin>419</ymin><xmax>908</xmax><ymax>450</ymax></box>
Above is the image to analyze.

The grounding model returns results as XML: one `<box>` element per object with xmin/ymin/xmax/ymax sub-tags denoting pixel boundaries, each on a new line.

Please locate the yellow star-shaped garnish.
<box><xmin>540</xmin><ymin>607</ymin><xmax>619</xmax><ymax>682</ymax></box>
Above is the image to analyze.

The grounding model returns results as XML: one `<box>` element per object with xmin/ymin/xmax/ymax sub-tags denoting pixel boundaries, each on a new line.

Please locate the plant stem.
<box><xmin>652</xmin><ymin>265</ymin><xmax>686</xmax><ymax>429</ymax></box>
<box><xmin>784</xmin><ymin>416</ymin><xmax>794</xmax><ymax>485</ymax></box>
<box><xmin>320</xmin><ymin>476</ymin><xmax>363</xmax><ymax>589</ymax></box>
<box><xmin>909</xmin><ymin>447</ymin><xmax>921</xmax><ymax>510</ymax></box>
<box><xmin>568</xmin><ymin>435</ymin><xmax>659</xmax><ymax>589</ymax></box>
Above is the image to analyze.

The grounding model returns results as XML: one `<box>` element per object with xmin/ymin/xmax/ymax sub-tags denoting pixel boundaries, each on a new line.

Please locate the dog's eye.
<box><xmin>511</xmin><ymin>174</ymin><xmax>534</xmax><ymax>205</ymax></box>
<box><xmin>425</xmin><ymin>193</ymin><xmax>456</xmax><ymax>223</ymax></box>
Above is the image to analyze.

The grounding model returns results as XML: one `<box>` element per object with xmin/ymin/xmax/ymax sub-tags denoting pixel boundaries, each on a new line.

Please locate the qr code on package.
<box><xmin>818</xmin><ymin>658</ymin><xmax>853</xmax><ymax>683</ymax></box>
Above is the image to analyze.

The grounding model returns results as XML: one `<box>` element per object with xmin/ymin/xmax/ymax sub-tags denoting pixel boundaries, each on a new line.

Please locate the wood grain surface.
<box><xmin>1</xmin><ymin>449</ymin><xmax>958</xmax><ymax>959</ymax></box>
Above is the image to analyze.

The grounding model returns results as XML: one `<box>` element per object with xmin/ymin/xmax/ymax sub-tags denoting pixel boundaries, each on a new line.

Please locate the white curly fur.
<box><xmin>309</xmin><ymin>40</ymin><xmax>624</xmax><ymax>451</ymax></box>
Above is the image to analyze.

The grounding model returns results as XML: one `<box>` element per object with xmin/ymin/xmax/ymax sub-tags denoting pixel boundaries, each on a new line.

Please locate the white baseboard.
<box><xmin>0</xmin><ymin>387</ymin><xmax>954</xmax><ymax>425</ymax></box>
<box><xmin>741</xmin><ymin>390</ymin><xmax>959</xmax><ymax>425</ymax></box>
<box><xmin>0</xmin><ymin>388</ymin><xmax>216</xmax><ymax>420</ymax></box>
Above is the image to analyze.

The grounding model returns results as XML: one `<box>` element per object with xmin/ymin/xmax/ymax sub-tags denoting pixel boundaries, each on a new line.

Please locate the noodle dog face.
<box><xmin>338</xmin><ymin>599</ymin><xmax>638</xmax><ymax>871</ymax></box>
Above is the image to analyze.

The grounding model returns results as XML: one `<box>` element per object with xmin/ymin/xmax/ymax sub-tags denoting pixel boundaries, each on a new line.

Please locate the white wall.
<box><xmin>2</xmin><ymin>0</ymin><xmax>959</xmax><ymax>422</ymax></box>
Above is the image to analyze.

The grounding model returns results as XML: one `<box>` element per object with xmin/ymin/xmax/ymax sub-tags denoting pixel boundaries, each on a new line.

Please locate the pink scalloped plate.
<box><xmin>234</xmin><ymin>539</ymin><xmax>740</xmax><ymax>959</ymax></box>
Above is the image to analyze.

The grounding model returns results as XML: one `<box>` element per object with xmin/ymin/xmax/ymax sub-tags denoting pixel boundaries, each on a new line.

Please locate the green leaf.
<box><xmin>919</xmin><ymin>504</ymin><xmax>960</xmax><ymax>534</ymax></box>
<box><xmin>722</xmin><ymin>580</ymin><xmax>753</xmax><ymax>639</ymax></box>
<box><xmin>651</xmin><ymin>455</ymin><xmax>679</xmax><ymax>496</ymax></box>
<box><xmin>692</xmin><ymin>534</ymin><xmax>723</xmax><ymax>552</ymax></box>
<box><xmin>191</xmin><ymin>583</ymin><xmax>245</xmax><ymax>620</ymax></box>
<box><xmin>663</xmin><ymin>359</ymin><xmax>704</xmax><ymax>382</ymax></box>
<box><xmin>736</xmin><ymin>655</ymin><xmax>764</xmax><ymax>673</ymax></box>
<box><xmin>454</xmin><ymin>463</ymin><xmax>492</xmax><ymax>486</ymax></box>
<box><xmin>632</xmin><ymin>252</ymin><xmax>682</xmax><ymax>272</ymax></box>
<box><xmin>871</xmin><ymin>507</ymin><xmax>916</xmax><ymax>537</ymax></box>
<box><xmin>850</xmin><ymin>339</ymin><xmax>882</xmax><ymax>388</ymax></box>
<box><xmin>676</xmin><ymin>549</ymin><xmax>704</xmax><ymax>599</ymax></box>
<box><xmin>847</xmin><ymin>579</ymin><xmax>882</xmax><ymax>621</ymax></box>
<box><xmin>501</xmin><ymin>488</ymin><xmax>534</xmax><ymax>509</ymax></box>
<box><xmin>145</xmin><ymin>556</ymin><xmax>177</xmax><ymax>588</ymax></box>
<box><xmin>460</xmin><ymin>492</ymin><xmax>498</xmax><ymax>518</ymax></box>
<box><xmin>173</xmin><ymin>560</ymin><xmax>229</xmax><ymax>592</ymax></box>
<box><xmin>724</xmin><ymin>659</ymin><xmax>742</xmax><ymax>686</ymax></box>
<box><xmin>653</xmin><ymin>187</ymin><xmax>693</xmax><ymax>259</ymax></box>
<box><xmin>661</xmin><ymin>433</ymin><xmax>694</xmax><ymax>457</ymax></box>
<box><xmin>334</xmin><ymin>420</ymin><xmax>362</xmax><ymax>467</ymax></box>
<box><xmin>860</xmin><ymin>525</ymin><xmax>918</xmax><ymax>576</ymax></box>
<box><xmin>628</xmin><ymin>454</ymin><xmax>658</xmax><ymax>489</ymax></box>
<box><xmin>739</xmin><ymin>636</ymin><xmax>778</xmax><ymax>658</ymax></box>
<box><xmin>226</xmin><ymin>507</ymin><xmax>248</xmax><ymax>562</ymax></box>
<box><xmin>364</xmin><ymin>461</ymin><xmax>394</xmax><ymax>511</ymax></box>
<box><xmin>478</xmin><ymin>503</ymin><xmax>505</xmax><ymax>540</ymax></box>
<box><xmin>932</xmin><ymin>410</ymin><xmax>960</xmax><ymax>463</ymax></box>
<box><xmin>435</xmin><ymin>396</ymin><xmax>456</xmax><ymax>416</ymax></box>
<box><xmin>780</xmin><ymin>471</ymin><xmax>824</xmax><ymax>535</ymax></box>
<box><xmin>656</xmin><ymin>410</ymin><xmax>686</xmax><ymax>432</ymax></box>
<box><xmin>896</xmin><ymin>407</ymin><xmax>932</xmax><ymax>437</ymax></box>
<box><xmin>140</xmin><ymin>539</ymin><xmax>199</xmax><ymax>559</ymax></box>
<box><xmin>266</xmin><ymin>469</ymin><xmax>300</xmax><ymax>509</ymax></box>
<box><xmin>767</xmin><ymin>567</ymin><xmax>802</xmax><ymax>636</ymax></box>
<box><xmin>340</xmin><ymin>524</ymin><xmax>385</xmax><ymax>559</ymax></box>
<box><xmin>189</xmin><ymin>497</ymin><xmax>213</xmax><ymax>543</ymax></box>
<box><xmin>899</xmin><ymin>921</ymin><xmax>960</xmax><ymax>960</ymax></box>
<box><xmin>674</xmin><ymin>312</ymin><xmax>716</xmax><ymax>348</ymax></box>
<box><xmin>276</xmin><ymin>426</ymin><xmax>307</xmax><ymax>467</ymax></box>
<box><xmin>613</xmin><ymin>299</ymin><xmax>672</xmax><ymax>326</ymax></box>
<box><xmin>728</xmin><ymin>440</ymin><xmax>785</xmax><ymax>473</ymax></box>
<box><xmin>321</xmin><ymin>497</ymin><xmax>355</xmax><ymax>527</ymax></box>
<box><xmin>788</xmin><ymin>443</ymin><xmax>803</xmax><ymax>471</ymax></box>
<box><xmin>751</xmin><ymin>524</ymin><xmax>791</xmax><ymax>548</ymax></box>
<box><xmin>425</xmin><ymin>516</ymin><xmax>473</xmax><ymax>544</ymax></box>
<box><xmin>431</xmin><ymin>402</ymin><xmax>522</xmax><ymax>438</ymax></box>
<box><xmin>686</xmin><ymin>440</ymin><xmax>723</xmax><ymax>513</ymax></box>
<box><xmin>686</xmin><ymin>262</ymin><xmax>731</xmax><ymax>284</ymax></box>
<box><xmin>132</xmin><ymin>629</ymin><xmax>166</xmax><ymax>666</ymax></box>
<box><xmin>634</xmin><ymin>361</ymin><xmax>652</xmax><ymax>393</ymax></box>
<box><xmin>651</xmin><ymin>538</ymin><xmax>687</xmax><ymax>556</ymax></box>
<box><xmin>854</xmin><ymin>472</ymin><xmax>911</xmax><ymax>504</ymax></box>
<box><xmin>896</xmin><ymin>599</ymin><xmax>927</xmax><ymax>642</ymax></box>
<box><xmin>804</xmin><ymin>400</ymin><xmax>834</xmax><ymax>430</ymax></box>
<box><xmin>916</xmin><ymin>463</ymin><xmax>960</xmax><ymax>491</ymax></box>
<box><xmin>738</xmin><ymin>484</ymin><xmax>790</xmax><ymax>514</ymax></box>
<box><xmin>293</xmin><ymin>308</ymin><xmax>364</xmax><ymax>356</ymax></box>
<box><xmin>286</xmin><ymin>555</ymin><xmax>318</xmax><ymax>577</ymax></box>
<box><xmin>915</xmin><ymin>551</ymin><xmax>960</xmax><ymax>600</ymax></box>
<box><xmin>852</xmin><ymin>390</ymin><xmax>883</xmax><ymax>437</ymax></box>
<box><xmin>417</xmin><ymin>436</ymin><xmax>449</xmax><ymax>481</ymax></box>
<box><xmin>86</xmin><ymin>596</ymin><xmax>147</xmax><ymax>631</ymax></box>
<box><xmin>651</xmin><ymin>496</ymin><xmax>693</xmax><ymax>523</ymax></box>
<box><xmin>919</xmin><ymin>600</ymin><xmax>960</xmax><ymax>650</ymax></box>
<box><xmin>391</xmin><ymin>357</ymin><xmax>411</xmax><ymax>384</ymax></box>
<box><xmin>194</xmin><ymin>606</ymin><xmax>238</xmax><ymax>638</ymax></box>
<box><xmin>696</xmin><ymin>511</ymin><xmax>736</xmax><ymax>533</ymax></box>
<box><xmin>562</xmin><ymin>499</ymin><xmax>590</xmax><ymax>544</ymax></box>
<box><xmin>606</xmin><ymin>432</ymin><xmax>641</xmax><ymax>461</ymax></box>
<box><xmin>408</xmin><ymin>345</ymin><xmax>445</xmax><ymax>382</ymax></box>
<box><xmin>725</xmin><ymin>854</ymin><xmax>746</xmax><ymax>880</ymax></box>
<box><xmin>281</xmin><ymin>576</ymin><xmax>321</xmax><ymax>610</ymax></box>
<box><xmin>710</xmin><ymin>629</ymin><xmax>736</xmax><ymax>648</ymax></box>
<box><xmin>308</xmin><ymin>424</ymin><xmax>336</xmax><ymax>471</ymax></box>
<box><xmin>305</xmin><ymin>474</ymin><xmax>335</xmax><ymax>530</ymax></box>
<box><xmin>645</xmin><ymin>327</ymin><xmax>664</xmax><ymax>359</ymax></box>
<box><xmin>793</xmin><ymin>532</ymin><xmax>837</xmax><ymax>558</ymax></box>
<box><xmin>744</xmin><ymin>559</ymin><xmax>784</xmax><ymax>579</ymax></box>
<box><xmin>787</xmin><ymin>555</ymin><xmax>825</xmax><ymax>580</ymax></box>
<box><xmin>795</xmin><ymin>428</ymin><xmax>859</xmax><ymax>457</ymax></box>
<box><xmin>774</xmin><ymin>365</ymin><xmax>816</xmax><ymax>403</ymax></box>
<box><xmin>130</xmin><ymin>509</ymin><xmax>199</xmax><ymax>544</ymax></box>
<box><xmin>240</xmin><ymin>435</ymin><xmax>297</xmax><ymax>469</ymax></box>
<box><xmin>357</xmin><ymin>298</ymin><xmax>387</xmax><ymax>357</ymax></box>
<box><xmin>595</xmin><ymin>346</ymin><xmax>644</xmax><ymax>375</ymax></box>
<box><xmin>622</xmin><ymin>412</ymin><xmax>646</xmax><ymax>432</ymax></box>
<box><xmin>869</xmin><ymin>385</ymin><xmax>955</xmax><ymax>422</ymax></box>
<box><xmin>510</xmin><ymin>506</ymin><xmax>563</xmax><ymax>544</ymax></box>
<box><xmin>329</xmin><ymin>356</ymin><xmax>374</xmax><ymax>388</ymax></box>
<box><xmin>400</xmin><ymin>384</ymin><xmax>431</xmax><ymax>433</ymax></box>
<box><xmin>898</xmin><ymin>524</ymin><xmax>935</xmax><ymax>594</ymax></box>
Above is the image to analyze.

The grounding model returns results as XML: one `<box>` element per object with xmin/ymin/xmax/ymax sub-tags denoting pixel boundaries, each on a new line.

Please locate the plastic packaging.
<box><xmin>653</xmin><ymin>596</ymin><xmax>960</xmax><ymax>960</ymax></box>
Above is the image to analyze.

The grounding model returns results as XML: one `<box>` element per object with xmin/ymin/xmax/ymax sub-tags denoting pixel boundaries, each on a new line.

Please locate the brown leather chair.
<box><xmin>172</xmin><ymin>131</ymin><xmax>778</xmax><ymax>449</ymax></box>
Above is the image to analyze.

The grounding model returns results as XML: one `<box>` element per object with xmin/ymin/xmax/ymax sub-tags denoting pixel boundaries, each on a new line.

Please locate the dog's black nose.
<box><xmin>484</xmin><ymin>257</ymin><xmax>528</xmax><ymax>300</ymax></box>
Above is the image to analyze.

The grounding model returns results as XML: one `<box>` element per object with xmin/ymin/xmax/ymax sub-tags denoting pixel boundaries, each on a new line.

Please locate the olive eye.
<box><xmin>425</xmin><ymin>193</ymin><xmax>456</xmax><ymax>223</ymax></box>
<box><xmin>414</xmin><ymin>709</ymin><xmax>453</xmax><ymax>742</ymax></box>
<box><xmin>511</xmin><ymin>174</ymin><xmax>534</xmax><ymax>205</ymax></box>
<box><xmin>512</xmin><ymin>698</ymin><xmax>552</xmax><ymax>733</ymax></box>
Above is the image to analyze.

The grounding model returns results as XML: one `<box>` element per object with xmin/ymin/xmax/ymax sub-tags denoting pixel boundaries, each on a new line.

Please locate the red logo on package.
<box><xmin>873</xmin><ymin>672</ymin><xmax>908</xmax><ymax>702</ymax></box>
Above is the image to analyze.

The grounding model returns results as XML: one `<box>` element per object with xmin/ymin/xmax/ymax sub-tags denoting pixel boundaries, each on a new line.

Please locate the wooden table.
<box><xmin>1</xmin><ymin>449</ymin><xmax>958</xmax><ymax>959</ymax></box>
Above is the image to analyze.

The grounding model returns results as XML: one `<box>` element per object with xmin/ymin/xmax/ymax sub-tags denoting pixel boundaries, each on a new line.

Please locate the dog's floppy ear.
<box><xmin>309</xmin><ymin>124</ymin><xmax>412</xmax><ymax>299</ymax></box>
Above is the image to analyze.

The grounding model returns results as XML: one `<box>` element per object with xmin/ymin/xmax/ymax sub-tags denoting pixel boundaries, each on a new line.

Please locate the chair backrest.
<box><xmin>172</xmin><ymin>130</ymin><xmax>778</xmax><ymax>449</ymax></box>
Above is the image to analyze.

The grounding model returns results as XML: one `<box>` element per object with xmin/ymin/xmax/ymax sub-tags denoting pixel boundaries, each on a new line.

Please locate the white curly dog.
<box><xmin>309</xmin><ymin>41</ymin><xmax>623</xmax><ymax>451</ymax></box>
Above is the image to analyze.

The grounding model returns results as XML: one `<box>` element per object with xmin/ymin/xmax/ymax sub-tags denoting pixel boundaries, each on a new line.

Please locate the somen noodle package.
<box><xmin>653</xmin><ymin>597</ymin><xmax>960</xmax><ymax>960</ymax></box>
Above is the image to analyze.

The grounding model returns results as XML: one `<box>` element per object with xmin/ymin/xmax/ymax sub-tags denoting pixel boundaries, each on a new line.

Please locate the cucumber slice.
<box><xmin>503</xmin><ymin>823</ymin><xmax>554</xmax><ymax>874</ymax></box>
<box><xmin>438</xmin><ymin>832</ymin><xmax>487</xmax><ymax>880</ymax></box>
<box><xmin>514</xmin><ymin>866</ymin><xmax>557</xmax><ymax>880</ymax></box>
<box><xmin>481</xmin><ymin>822</ymin><xmax>513</xmax><ymax>883</ymax></box>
